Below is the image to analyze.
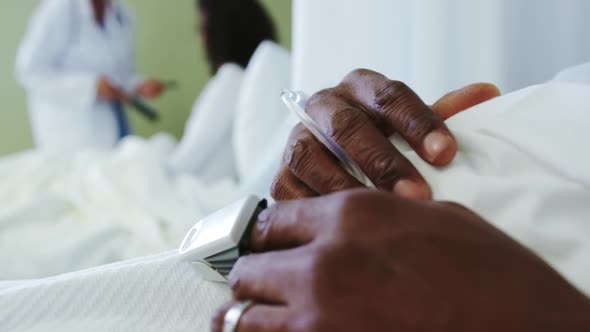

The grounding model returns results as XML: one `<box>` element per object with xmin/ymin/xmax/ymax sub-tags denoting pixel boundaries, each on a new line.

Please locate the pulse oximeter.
<box><xmin>178</xmin><ymin>196</ymin><xmax>267</xmax><ymax>282</ymax></box>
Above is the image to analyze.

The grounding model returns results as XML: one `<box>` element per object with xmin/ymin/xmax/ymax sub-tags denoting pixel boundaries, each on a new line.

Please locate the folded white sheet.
<box><xmin>1</xmin><ymin>82</ymin><xmax>589</xmax><ymax>331</ymax></box>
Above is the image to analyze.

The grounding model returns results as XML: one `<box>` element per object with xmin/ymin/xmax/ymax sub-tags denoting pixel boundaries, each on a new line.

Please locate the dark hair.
<box><xmin>198</xmin><ymin>0</ymin><xmax>277</xmax><ymax>73</ymax></box>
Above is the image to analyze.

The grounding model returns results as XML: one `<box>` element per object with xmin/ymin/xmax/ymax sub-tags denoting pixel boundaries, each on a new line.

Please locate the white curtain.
<box><xmin>293</xmin><ymin>0</ymin><xmax>590</xmax><ymax>102</ymax></box>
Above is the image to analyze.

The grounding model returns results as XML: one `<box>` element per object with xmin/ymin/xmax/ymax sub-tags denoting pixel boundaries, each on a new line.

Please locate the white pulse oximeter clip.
<box><xmin>178</xmin><ymin>195</ymin><xmax>267</xmax><ymax>283</ymax></box>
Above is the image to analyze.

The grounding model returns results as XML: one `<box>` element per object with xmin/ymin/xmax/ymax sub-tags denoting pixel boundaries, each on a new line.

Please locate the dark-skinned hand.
<box><xmin>97</xmin><ymin>77</ymin><xmax>129</xmax><ymax>102</ymax></box>
<box><xmin>213</xmin><ymin>190</ymin><xmax>590</xmax><ymax>332</ymax></box>
<box><xmin>272</xmin><ymin>69</ymin><xmax>501</xmax><ymax>201</ymax></box>
<box><xmin>135</xmin><ymin>79</ymin><xmax>165</xmax><ymax>100</ymax></box>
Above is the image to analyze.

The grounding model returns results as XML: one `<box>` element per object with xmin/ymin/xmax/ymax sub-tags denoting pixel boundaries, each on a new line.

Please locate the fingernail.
<box><xmin>393</xmin><ymin>179</ymin><xmax>432</xmax><ymax>200</ymax></box>
<box><xmin>423</xmin><ymin>130</ymin><xmax>457</xmax><ymax>165</ymax></box>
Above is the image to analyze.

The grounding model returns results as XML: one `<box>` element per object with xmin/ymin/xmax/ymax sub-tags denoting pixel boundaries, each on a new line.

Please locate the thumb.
<box><xmin>431</xmin><ymin>83</ymin><xmax>501</xmax><ymax>120</ymax></box>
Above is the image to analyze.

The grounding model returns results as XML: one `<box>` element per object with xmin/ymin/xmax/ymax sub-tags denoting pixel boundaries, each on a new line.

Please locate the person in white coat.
<box><xmin>16</xmin><ymin>0</ymin><xmax>165</xmax><ymax>152</ymax></box>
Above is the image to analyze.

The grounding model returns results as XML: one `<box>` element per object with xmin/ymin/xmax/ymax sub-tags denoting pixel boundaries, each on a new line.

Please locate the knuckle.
<box><xmin>342</xmin><ymin>68</ymin><xmax>381</xmax><ymax>84</ymax></box>
<box><xmin>270</xmin><ymin>172</ymin><xmax>289</xmax><ymax>201</ymax></box>
<box><xmin>270</xmin><ymin>166</ymin><xmax>316</xmax><ymax>201</ymax></box>
<box><xmin>306</xmin><ymin>87</ymin><xmax>370</xmax><ymax>145</ymax></box>
<box><xmin>401</xmin><ymin>107</ymin><xmax>441</xmax><ymax>139</ymax></box>
<box><xmin>374</xmin><ymin>79</ymin><xmax>411</xmax><ymax>109</ymax></box>
<box><xmin>284</xmin><ymin>132</ymin><xmax>316</xmax><ymax>173</ymax></box>
<box><xmin>306</xmin><ymin>88</ymin><xmax>339</xmax><ymax>112</ymax></box>
<box><xmin>375</xmin><ymin>80</ymin><xmax>440</xmax><ymax>137</ymax></box>
<box><xmin>360</xmin><ymin>149</ymin><xmax>408</xmax><ymax>185</ymax></box>
<box><xmin>324</xmin><ymin>106</ymin><xmax>365</xmax><ymax>143</ymax></box>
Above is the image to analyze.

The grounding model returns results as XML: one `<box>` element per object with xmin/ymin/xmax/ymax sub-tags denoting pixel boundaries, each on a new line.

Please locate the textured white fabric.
<box><xmin>293</xmin><ymin>0</ymin><xmax>590</xmax><ymax>103</ymax></box>
<box><xmin>1</xmin><ymin>82</ymin><xmax>589</xmax><ymax>332</ymax></box>
<box><xmin>0</xmin><ymin>252</ymin><xmax>230</xmax><ymax>332</ymax></box>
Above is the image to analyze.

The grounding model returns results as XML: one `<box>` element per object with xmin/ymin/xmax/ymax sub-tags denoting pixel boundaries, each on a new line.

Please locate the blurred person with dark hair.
<box><xmin>197</xmin><ymin>0</ymin><xmax>277</xmax><ymax>73</ymax></box>
<box><xmin>167</xmin><ymin>0</ymin><xmax>283</xmax><ymax>181</ymax></box>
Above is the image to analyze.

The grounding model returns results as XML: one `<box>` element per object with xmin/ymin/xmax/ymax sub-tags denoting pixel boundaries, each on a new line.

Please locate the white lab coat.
<box><xmin>16</xmin><ymin>0</ymin><xmax>141</xmax><ymax>152</ymax></box>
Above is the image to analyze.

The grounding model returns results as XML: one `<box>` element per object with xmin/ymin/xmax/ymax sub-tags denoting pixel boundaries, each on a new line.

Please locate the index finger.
<box><xmin>250</xmin><ymin>197</ymin><xmax>329</xmax><ymax>252</ymax></box>
<box><xmin>338</xmin><ymin>69</ymin><xmax>457</xmax><ymax>166</ymax></box>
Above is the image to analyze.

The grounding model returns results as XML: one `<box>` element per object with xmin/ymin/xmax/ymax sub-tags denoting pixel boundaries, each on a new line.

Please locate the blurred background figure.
<box><xmin>15</xmin><ymin>0</ymin><xmax>167</xmax><ymax>152</ymax></box>
<box><xmin>166</xmin><ymin>0</ymin><xmax>281</xmax><ymax>182</ymax></box>
<box><xmin>198</xmin><ymin>0</ymin><xmax>277</xmax><ymax>74</ymax></box>
<box><xmin>0</xmin><ymin>0</ymin><xmax>291</xmax><ymax>280</ymax></box>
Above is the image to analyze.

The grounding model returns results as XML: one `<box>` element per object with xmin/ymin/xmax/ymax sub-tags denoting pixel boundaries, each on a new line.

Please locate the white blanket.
<box><xmin>408</xmin><ymin>82</ymin><xmax>590</xmax><ymax>293</ymax></box>
<box><xmin>0</xmin><ymin>135</ymin><xmax>241</xmax><ymax>280</ymax></box>
<box><xmin>1</xmin><ymin>82</ymin><xmax>589</xmax><ymax>331</ymax></box>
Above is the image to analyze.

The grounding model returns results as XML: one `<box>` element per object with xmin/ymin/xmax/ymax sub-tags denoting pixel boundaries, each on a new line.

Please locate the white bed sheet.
<box><xmin>0</xmin><ymin>135</ymin><xmax>241</xmax><ymax>280</ymax></box>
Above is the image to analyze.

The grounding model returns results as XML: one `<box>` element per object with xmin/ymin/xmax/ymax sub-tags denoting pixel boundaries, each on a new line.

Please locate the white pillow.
<box><xmin>168</xmin><ymin>63</ymin><xmax>245</xmax><ymax>182</ymax></box>
<box><xmin>233</xmin><ymin>41</ymin><xmax>292</xmax><ymax>180</ymax></box>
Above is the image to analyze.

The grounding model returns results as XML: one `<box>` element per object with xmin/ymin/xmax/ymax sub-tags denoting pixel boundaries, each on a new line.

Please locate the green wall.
<box><xmin>0</xmin><ymin>0</ymin><xmax>292</xmax><ymax>156</ymax></box>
